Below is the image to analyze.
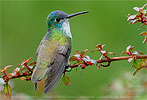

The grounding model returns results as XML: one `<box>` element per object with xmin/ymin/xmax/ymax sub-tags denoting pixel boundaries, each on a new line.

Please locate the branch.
<box><xmin>97</xmin><ymin>55</ymin><xmax>147</xmax><ymax>63</ymax></box>
<box><xmin>68</xmin><ymin>55</ymin><xmax>147</xmax><ymax>69</ymax></box>
<box><xmin>66</xmin><ymin>45</ymin><xmax>146</xmax><ymax>70</ymax></box>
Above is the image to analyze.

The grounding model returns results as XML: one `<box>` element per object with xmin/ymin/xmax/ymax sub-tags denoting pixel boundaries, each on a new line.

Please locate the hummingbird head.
<box><xmin>47</xmin><ymin>10</ymin><xmax>89</xmax><ymax>30</ymax></box>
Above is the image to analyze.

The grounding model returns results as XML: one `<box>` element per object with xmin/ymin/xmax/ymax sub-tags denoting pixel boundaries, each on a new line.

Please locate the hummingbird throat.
<box><xmin>61</xmin><ymin>19</ymin><xmax>72</xmax><ymax>38</ymax></box>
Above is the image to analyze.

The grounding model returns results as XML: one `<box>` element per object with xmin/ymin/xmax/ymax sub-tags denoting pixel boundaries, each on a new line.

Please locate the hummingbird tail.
<box><xmin>31</xmin><ymin>64</ymin><xmax>50</xmax><ymax>82</ymax></box>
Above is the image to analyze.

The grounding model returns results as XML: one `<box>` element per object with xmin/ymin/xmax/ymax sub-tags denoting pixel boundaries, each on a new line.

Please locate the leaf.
<box><xmin>137</xmin><ymin>51</ymin><xmax>144</xmax><ymax>55</ymax></box>
<box><xmin>121</xmin><ymin>51</ymin><xmax>127</xmax><ymax>55</ymax></box>
<box><xmin>133</xmin><ymin>69</ymin><xmax>139</xmax><ymax>76</ymax></box>
<box><xmin>140</xmin><ymin>31</ymin><xmax>147</xmax><ymax>36</ymax></box>
<box><xmin>129</xmin><ymin>19</ymin><xmax>139</xmax><ymax>24</ymax></box>
<box><xmin>138</xmin><ymin>24</ymin><xmax>144</xmax><ymax>31</ymax></box>
<box><xmin>0</xmin><ymin>65</ymin><xmax>13</xmax><ymax>73</ymax></box>
<box><xmin>0</xmin><ymin>69</ymin><xmax>4</xmax><ymax>73</ymax></box>
<box><xmin>133</xmin><ymin>7</ymin><xmax>140</xmax><ymax>12</ymax></box>
<box><xmin>133</xmin><ymin>67</ymin><xmax>143</xmax><ymax>76</ymax></box>
<box><xmin>101</xmin><ymin>50</ymin><xmax>106</xmax><ymax>54</ymax></box>
<box><xmin>4</xmin><ymin>84</ymin><xmax>12</xmax><ymax>98</ymax></box>
<box><xmin>20</xmin><ymin>77</ymin><xmax>26</xmax><ymax>80</ymax></box>
<box><xmin>62</xmin><ymin>74</ymin><xmax>70</xmax><ymax>86</ymax></box>
<box><xmin>96</xmin><ymin>44</ymin><xmax>105</xmax><ymax>50</ymax></box>
<box><xmin>75</xmin><ymin>50</ymin><xmax>79</xmax><ymax>54</ymax></box>
<box><xmin>4</xmin><ymin>65</ymin><xmax>12</xmax><ymax>72</ymax></box>
<box><xmin>143</xmin><ymin>37</ymin><xmax>147</xmax><ymax>44</ymax></box>
<box><xmin>80</xmin><ymin>49</ymin><xmax>88</xmax><ymax>58</ymax></box>
<box><xmin>96</xmin><ymin>44</ymin><xmax>102</xmax><ymax>48</ymax></box>
<box><xmin>70</xmin><ymin>54</ymin><xmax>80</xmax><ymax>62</ymax></box>
<box><xmin>133</xmin><ymin>51</ymin><xmax>144</xmax><ymax>55</ymax></box>
<box><xmin>20</xmin><ymin>57</ymin><xmax>33</xmax><ymax>66</ymax></box>
<box><xmin>91</xmin><ymin>49</ymin><xmax>98</xmax><ymax>53</ymax></box>
<box><xmin>142</xmin><ymin>3</ymin><xmax>147</xmax><ymax>9</ymax></box>
<box><xmin>29</xmin><ymin>62</ymin><xmax>37</xmax><ymax>66</ymax></box>
<box><xmin>7</xmin><ymin>73</ymin><xmax>12</xmax><ymax>77</ymax></box>
<box><xmin>0</xmin><ymin>78</ymin><xmax>6</xmax><ymax>85</ymax></box>
<box><xmin>140</xmin><ymin>59</ymin><xmax>147</xmax><ymax>66</ymax></box>
<box><xmin>127</xmin><ymin>15</ymin><xmax>136</xmax><ymax>21</ymax></box>
<box><xmin>69</xmin><ymin>56</ymin><xmax>77</xmax><ymax>62</ymax></box>
<box><xmin>99</xmin><ymin>55</ymin><xmax>103</xmax><ymax>60</ymax></box>
<box><xmin>78</xmin><ymin>59</ymin><xmax>83</xmax><ymax>64</ymax></box>
<box><xmin>83</xmin><ymin>56</ymin><xmax>91</xmax><ymax>62</ymax></box>
<box><xmin>108</xmin><ymin>52</ymin><xmax>115</xmax><ymax>55</ymax></box>
<box><xmin>126</xmin><ymin>45</ymin><xmax>134</xmax><ymax>52</ymax></box>
<box><xmin>65</xmin><ymin>67</ymin><xmax>72</xmax><ymax>72</ymax></box>
<box><xmin>132</xmin><ymin>60</ymin><xmax>140</xmax><ymax>69</ymax></box>
<box><xmin>14</xmin><ymin>67</ymin><xmax>21</xmax><ymax>72</ymax></box>
<box><xmin>90</xmin><ymin>59</ymin><xmax>97</xmax><ymax>64</ymax></box>
<box><xmin>128</xmin><ymin>57</ymin><xmax>134</xmax><ymax>62</ymax></box>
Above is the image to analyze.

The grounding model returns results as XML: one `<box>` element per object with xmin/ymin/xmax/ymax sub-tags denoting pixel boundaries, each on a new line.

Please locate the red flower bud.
<box><xmin>23</xmin><ymin>72</ymin><xmax>27</xmax><ymax>76</ymax></box>
<box><xmin>97</xmin><ymin>65</ymin><xmax>100</xmax><ymax>70</ymax></box>
<box><xmin>81</xmin><ymin>64</ymin><xmax>86</xmax><ymax>69</ymax></box>
<box><xmin>75</xmin><ymin>57</ymin><xmax>79</xmax><ymax>60</ymax></box>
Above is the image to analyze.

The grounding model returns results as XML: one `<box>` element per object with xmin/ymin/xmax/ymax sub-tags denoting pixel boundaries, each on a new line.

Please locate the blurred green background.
<box><xmin>0</xmin><ymin>0</ymin><xmax>147</xmax><ymax>99</ymax></box>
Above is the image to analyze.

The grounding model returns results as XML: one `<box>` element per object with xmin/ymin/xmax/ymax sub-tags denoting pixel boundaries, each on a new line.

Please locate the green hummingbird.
<box><xmin>31</xmin><ymin>10</ymin><xmax>88</xmax><ymax>93</ymax></box>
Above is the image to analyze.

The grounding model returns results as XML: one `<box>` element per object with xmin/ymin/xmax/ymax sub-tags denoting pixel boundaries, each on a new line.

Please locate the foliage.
<box><xmin>0</xmin><ymin>58</ymin><xmax>36</xmax><ymax>98</ymax></box>
<box><xmin>128</xmin><ymin>4</ymin><xmax>147</xmax><ymax>43</ymax></box>
<box><xmin>0</xmin><ymin>3</ymin><xmax>147</xmax><ymax>98</ymax></box>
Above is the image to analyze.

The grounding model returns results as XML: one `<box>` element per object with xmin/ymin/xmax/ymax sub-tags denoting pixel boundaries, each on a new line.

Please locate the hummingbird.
<box><xmin>31</xmin><ymin>10</ymin><xmax>88</xmax><ymax>93</ymax></box>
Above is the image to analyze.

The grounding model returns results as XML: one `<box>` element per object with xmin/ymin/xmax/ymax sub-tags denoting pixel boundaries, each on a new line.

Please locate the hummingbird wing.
<box><xmin>36</xmin><ymin>33</ymin><xmax>49</xmax><ymax>56</ymax></box>
<box><xmin>44</xmin><ymin>45</ymin><xmax>71</xmax><ymax>93</ymax></box>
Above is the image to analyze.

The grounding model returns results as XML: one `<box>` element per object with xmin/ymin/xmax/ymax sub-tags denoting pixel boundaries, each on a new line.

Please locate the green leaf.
<box><xmin>132</xmin><ymin>60</ymin><xmax>140</xmax><ymax>69</ymax></box>
<box><xmin>62</xmin><ymin>74</ymin><xmax>70</xmax><ymax>86</ymax></box>
<box><xmin>4</xmin><ymin>84</ymin><xmax>12</xmax><ymax>98</ymax></box>
<box><xmin>141</xmin><ymin>59</ymin><xmax>147</xmax><ymax>66</ymax></box>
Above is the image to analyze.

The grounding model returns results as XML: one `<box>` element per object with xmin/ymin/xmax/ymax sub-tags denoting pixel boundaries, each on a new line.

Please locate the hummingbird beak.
<box><xmin>67</xmin><ymin>11</ymin><xmax>89</xmax><ymax>19</ymax></box>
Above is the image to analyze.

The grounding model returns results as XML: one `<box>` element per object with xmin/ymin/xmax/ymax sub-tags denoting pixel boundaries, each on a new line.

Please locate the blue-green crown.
<box><xmin>47</xmin><ymin>10</ymin><xmax>68</xmax><ymax>29</ymax></box>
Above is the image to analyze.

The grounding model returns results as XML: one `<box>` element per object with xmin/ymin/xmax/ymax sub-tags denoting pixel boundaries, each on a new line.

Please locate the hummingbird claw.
<box><xmin>80</xmin><ymin>69</ymin><xmax>83</xmax><ymax>75</ymax></box>
<box><xmin>35</xmin><ymin>82</ymin><xmax>37</xmax><ymax>91</ymax></box>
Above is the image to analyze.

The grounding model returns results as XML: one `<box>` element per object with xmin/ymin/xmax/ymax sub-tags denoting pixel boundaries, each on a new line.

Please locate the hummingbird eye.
<box><xmin>55</xmin><ymin>18</ymin><xmax>61</xmax><ymax>23</ymax></box>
